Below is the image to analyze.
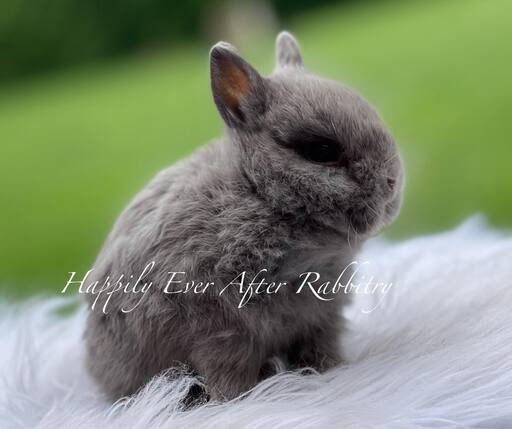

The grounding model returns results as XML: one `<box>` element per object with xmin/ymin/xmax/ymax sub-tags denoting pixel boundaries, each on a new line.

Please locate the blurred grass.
<box><xmin>1</xmin><ymin>0</ymin><xmax>511</xmax><ymax>295</ymax></box>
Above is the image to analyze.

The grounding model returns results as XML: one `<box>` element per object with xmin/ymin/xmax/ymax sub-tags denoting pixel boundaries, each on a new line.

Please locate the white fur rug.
<box><xmin>2</xmin><ymin>217</ymin><xmax>512</xmax><ymax>429</ymax></box>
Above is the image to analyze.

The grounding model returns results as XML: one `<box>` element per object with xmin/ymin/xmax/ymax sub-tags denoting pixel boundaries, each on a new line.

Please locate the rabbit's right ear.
<box><xmin>275</xmin><ymin>31</ymin><xmax>303</xmax><ymax>69</ymax></box>
<box><xmin>210</xmin><ymin>42</ymin><xmax>267</xmax><ymax>128</ymax></box>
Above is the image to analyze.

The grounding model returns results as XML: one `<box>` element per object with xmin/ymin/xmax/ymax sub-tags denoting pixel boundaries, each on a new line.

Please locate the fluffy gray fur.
<box><xmin>84</xmin><ymin>31</ymin><xmax>404</xmax><ymax>402</ymax></box>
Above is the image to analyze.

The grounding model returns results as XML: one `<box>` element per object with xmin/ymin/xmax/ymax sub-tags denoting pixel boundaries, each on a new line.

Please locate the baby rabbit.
<box><xmin>84</xmin><ymin>32</ymin><xmax>404</xmax><ymax>402</ymax></box>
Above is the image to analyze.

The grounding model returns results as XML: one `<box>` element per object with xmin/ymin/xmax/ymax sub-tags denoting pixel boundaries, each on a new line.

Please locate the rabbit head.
<box><xmin>210</xmin><ymin>31</ymin><xmax>404</xmax><ymax>237</ymax></box>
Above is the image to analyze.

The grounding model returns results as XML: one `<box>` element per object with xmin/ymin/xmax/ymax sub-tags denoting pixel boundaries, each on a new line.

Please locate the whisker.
<box><xmin>363</xmin><ymin>201</ymin><xmax>379</xmax><ymax>218</ymax></box>
<box><xmin>383</xmin><ymin>152</ymin><xmax>399</xmax><ymax>166</ymax></box>
<box><xmin>347</xmin><ymin>222</ymin><xmax>352</xmax><ymax>251</ymax></box>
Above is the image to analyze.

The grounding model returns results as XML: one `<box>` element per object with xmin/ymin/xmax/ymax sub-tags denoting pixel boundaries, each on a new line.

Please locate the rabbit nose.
<box><xmin>382</xmin><ymin>176</ymin><xmax>397</xmax><ymax>200</ymax></box>
<box><xmin>387</xmin><ymin>177</ymin><xmax>396</xmax><ymax>191</ymax></box>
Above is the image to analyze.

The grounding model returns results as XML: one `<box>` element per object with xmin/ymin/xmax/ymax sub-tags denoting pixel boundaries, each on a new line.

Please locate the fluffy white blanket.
<box><xmin>1</xmin><ymin>217</ymin><xmax>512</xmax><ymax>429</ymax></box>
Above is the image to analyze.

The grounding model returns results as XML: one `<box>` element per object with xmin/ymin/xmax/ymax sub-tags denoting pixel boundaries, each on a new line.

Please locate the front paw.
<box><xmin>288</xmin><ymin>342</ymin><xmax>343</xmax><ymax>373</ymax></box>
<box><xmin>315</xmin><ymin>353</ymin><xmax>342</xmax><ymax>372</ymax></box>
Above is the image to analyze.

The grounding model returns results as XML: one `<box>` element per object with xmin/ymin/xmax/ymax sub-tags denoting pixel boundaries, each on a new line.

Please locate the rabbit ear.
<box><xmin>275</xmin><ymin>31</ymin><xmax>303</xmax><ymax>69</ymax></box>
<box><xmin>210</xmin><ymin>42</ymin><xmax>267</xmax><ymax>128</ymax></box>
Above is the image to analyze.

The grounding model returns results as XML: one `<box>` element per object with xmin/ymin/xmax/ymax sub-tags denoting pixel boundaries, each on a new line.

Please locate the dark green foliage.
<box><xmin>0</xmin><ymin>0</ymin><xmax>338</xmax><ymax>81</ymax></box>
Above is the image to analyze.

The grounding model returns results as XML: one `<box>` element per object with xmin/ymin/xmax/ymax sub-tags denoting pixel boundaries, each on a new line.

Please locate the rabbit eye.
<box><xmin>293</xmin><ymin>138</ymin><xmax>341</xmax><ymax>165</ymax></box>
<box><xmin>273</xmin><ymin>131</ymin><xmax>343</xmax><ymax>166</ymax></box>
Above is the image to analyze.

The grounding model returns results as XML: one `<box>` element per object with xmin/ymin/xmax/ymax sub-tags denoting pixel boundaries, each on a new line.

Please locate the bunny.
<box><xmin>84</xmin><ymin>31</ymin><xmax>404</xmax><ymax>402</ymax></box>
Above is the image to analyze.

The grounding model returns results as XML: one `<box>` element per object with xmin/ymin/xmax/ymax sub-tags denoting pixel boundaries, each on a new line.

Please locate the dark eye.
<box><xmin>293</xmin><ymin>137</ymin><xmax>341</xmax><ymax>165</ymax></box>
<box><xmin>272</xmin><ymin>130</ymin><xmax>344</xmax><ymax>166</ymax></box>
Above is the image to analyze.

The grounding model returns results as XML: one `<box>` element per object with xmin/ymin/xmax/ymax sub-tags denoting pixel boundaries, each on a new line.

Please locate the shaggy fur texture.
<box><xmin>84</xmin><ymin>31</ymin><xmax>404</xmax><ymax>401</ymax></box>
<box><xmin>2</xmin><ymin>217</ymin><xmax>512</xmax><ymax>428</ymax></box>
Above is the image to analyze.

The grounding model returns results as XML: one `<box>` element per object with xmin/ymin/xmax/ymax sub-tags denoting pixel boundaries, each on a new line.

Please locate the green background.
<box><xmin>1</xmin><ymin>0</ymin><xmax>511</xmax><ymax>296</ymax></box>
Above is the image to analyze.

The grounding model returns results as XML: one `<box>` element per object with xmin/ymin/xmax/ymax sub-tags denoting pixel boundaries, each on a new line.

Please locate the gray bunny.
<box><xmin>84</xmin><ymin>31</ymin><xmax>404</xmax><ymax>402</ymax></box>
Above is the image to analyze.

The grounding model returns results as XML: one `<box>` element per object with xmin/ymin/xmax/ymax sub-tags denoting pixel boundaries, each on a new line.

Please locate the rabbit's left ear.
<box><xmin>275</xmin><ymin>31</ymin><xmax>303</xmax><ymax>69</ymax></box>
<box><xmin>210</xmin><ymin>42</ymin><xmax>267</xmax><ymax>128</ymax></box>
